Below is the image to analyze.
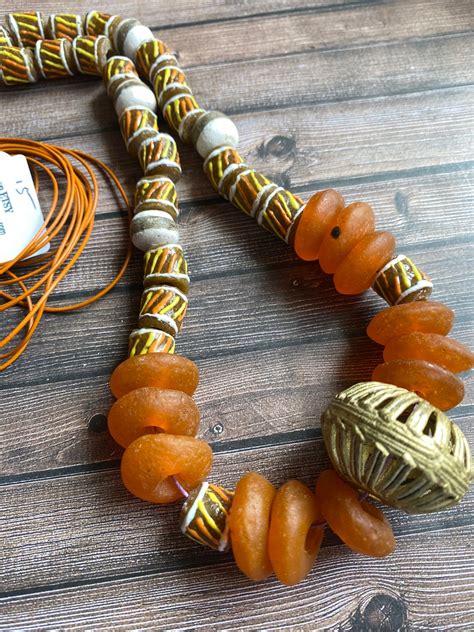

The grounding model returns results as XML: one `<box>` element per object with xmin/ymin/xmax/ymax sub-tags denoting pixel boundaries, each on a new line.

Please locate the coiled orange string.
<box><xmin>0</xmin><ymin>138</ymin><xmax>132</xmax><ymax>370</ymax></box>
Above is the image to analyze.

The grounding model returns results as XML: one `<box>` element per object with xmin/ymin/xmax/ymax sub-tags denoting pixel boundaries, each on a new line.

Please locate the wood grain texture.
<box><xmin>1</xmin><ymin>0</ymin><xmax>473</xmax><ymax>629</ymax></box>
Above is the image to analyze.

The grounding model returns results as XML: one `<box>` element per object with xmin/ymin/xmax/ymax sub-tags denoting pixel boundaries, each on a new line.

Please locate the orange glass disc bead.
<box><xmin>367</xmin><ymin>301</ymin><xmax>455</xmax><ymax>345</ymax></box>
<box><xmin>383</xmin><ymin>332</ymin><xmax>474</xmax><ymax>373</ymax></box>
<box><xmin>121</xmin><ymin>434</ymin><xmax>213</xmax><ymax>503</ymax></box>
<box><xmin>268</xmin><ymin>479</ymin><xmax>324</xmax><ymax>586</ymax></box>
<box><xmin>108</xmin><ymin>387</ymin><xmax>200</xmax><ymax>448</ymax></box>
<box><xmin>293</xmin><ymin>189</ymin><xmax>345</xmax><ymax>261</ymax></box>
<box><xmin>372</xmin><ymin>359</ymin><xmax>464</xmax><ymax>410</ymax></box>
<box><xmin>315</xmin><ymin>470</ymin><xmax>395</xmax><ymax>557</ymax></box>
<box><xmin>333</xmin><ymin>231</ymin><xmax>396</xmax><ymax>295</ymax></box>
<box><xmin>228</xmin><ymin>472</ymin><xmax>276</xmax><ymax>581</ymax></box>
<box><xmin>319</xmin><ymin>202</ymin><xmax>375</xmax><ymax>274</ymax></box>
<box><xmin>110</xmin><ymin>353</ymin><xmax>199</xmax><ymax>399</ymax></box>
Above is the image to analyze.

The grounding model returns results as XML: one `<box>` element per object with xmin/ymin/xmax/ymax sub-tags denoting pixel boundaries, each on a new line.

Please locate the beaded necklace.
<box><xmin>1</xmin><ymin>10</ymin><xmax>472</xmax><ymax>587</ymax></box>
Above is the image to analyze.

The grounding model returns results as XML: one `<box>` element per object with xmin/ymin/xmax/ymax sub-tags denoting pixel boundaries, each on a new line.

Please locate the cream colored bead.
<box><xmin>130</xmin><ymin>210</ymin><xmax>179</xmax><ymax>251</ymax></box>
<box><xmin>191</xmin><ymin>111</ymin><xmax>239</xmax><ymax>158</ymax></box>
<box><xmin>114</xmin><ymin>80</ymin><xmax>157</xmax><ymax>117</ymax></box>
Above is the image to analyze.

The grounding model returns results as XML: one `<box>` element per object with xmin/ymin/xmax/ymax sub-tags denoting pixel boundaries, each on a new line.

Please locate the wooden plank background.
<box><xmin>1</xmin><ymin>0</ymin><xmax>473</xmax><ymax>629</ymax></box>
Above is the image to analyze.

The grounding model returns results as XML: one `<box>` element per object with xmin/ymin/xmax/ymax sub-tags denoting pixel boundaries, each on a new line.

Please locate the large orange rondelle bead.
<box><xmin>372</xmin><ymin>359</ymin><xmax>464</xmax><ymax>410</ymax></box>
<box><xmin>333</xmin><ymin>231</ymin><xmax>396</xmax><ymax>295</ymax></box>
<box><xmin>367</xmin><ymin>301</ymin><xmax>455</xmax><ymax>345</ymax></box>
<box><xmin>315</xmin><ymin>470</ymin><xmax>395</xmax><ymax>557</ymax></box>
<box><xmin>228</xmin><ymin>472</ymin><xmax>276</xmax><ymax>581</ymax></box>
<box><xmin>108</xmin><ymin>387</ymin><xmax>200</xmax><ymax>448</ymax></box>
<box><xmin>293</xmin><ymin>189</ymin><xmax>345</xmax><ymax>261</ymax></box>
<box><xmin>121</xmin><ymin>434</ymin><xmax>213</xmax><ymax>503</ymax></box>
<box><xmin>268</xmin><ymin>480</ymin><xmax>323</xmax><ymax>586</ymax></box>
<box><xmin>319</xmin><ymin>202</ymin><xmax>375</xmax><ymax>274</ymax></box>
<box><xmin>110</xmin><ymin>353</ymin><xmax>199</xmax><ymax>398</ymax></box>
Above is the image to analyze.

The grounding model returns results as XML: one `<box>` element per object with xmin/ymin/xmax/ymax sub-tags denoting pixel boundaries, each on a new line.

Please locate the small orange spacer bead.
<box><xmin>319</xmin><ymin>202</ymin><xmax>375</xmax><ymax>274</ymax></box>
<box><xmin>315</xmin><ymin>470</ymin><xmax>395</xmax><ymax>557</ymax></box>
<box><xmin>293</xmin><ymin>189</ymin><xmax>345</xmax><ymax>261</ymax></box>
<box><xmin>121</xmin><ymin>434</ymin><xmax>213</xmax><ymax>503</ymax></box>
<box><xmin>268</xmin><ymin>479</ymin><xmax>324</xmax><ymax>586</ymax></box>
<box><xmin>228</xmin><ymin>472</ymin><xmax>276</xmax><ymax>581</ymax></box>
<box><xmin>110</xmin><ymin>353</ymin><xmax>199</xmax><ymax>399</ymax></box>
<box><xmin>383</xmin><ymin>332</ymin><xmax>474</xmax><ymax>373</ymax></box>
<box><xmin>372</xmin><ymin>359</ymin><xmax>464</xmax><ymax>410</ymax></box>
<box><xmin>367</xmin><ymin>301</ymin><xmax>455</xmax><ymax>345</ymax></box>
<box><xmin>108</xmin><ymin>387</ymin><xmax>200</xmax><ymax>448</ymax></box>
<box><xmin>333</xmin><ymin>231</ymin><xmax>396</xmax><ymax>295</ymax></box>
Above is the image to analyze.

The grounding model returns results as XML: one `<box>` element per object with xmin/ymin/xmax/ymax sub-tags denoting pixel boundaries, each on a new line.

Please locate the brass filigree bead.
<box><xmin>321</xmin><ymin>381</ymin><xmax>472</xmax><ymax>513</ymax></box>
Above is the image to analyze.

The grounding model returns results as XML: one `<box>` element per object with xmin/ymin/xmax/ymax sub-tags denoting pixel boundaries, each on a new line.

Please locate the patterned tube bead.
<box><xmin>119</xmin><ymin>106</ymin><xmax>159</xmax><ymax>156</ymax></box>
<box><xmin>138</xmin><ymin>285</ymin><xmax>188</xmax><ymax>335</ymax></box>
<box><xmin>135</xmin><ymin>176</ymin><xmax>179</xmax><ymax>218</ymax></box>
<box><xmin>143</xmin><ymin>244</ymin><xmax>190</xmax><ymax>292</ymax></box>
<box><xmin>45</xmin><ymin>14</ymin><xmax>83</xmax><ymax>40</ymax></box>
<box><xmin>0</xmin><ymin>46</ymin><xmax>38</xmax><ymax>86</ymax></box>
<box><xmin>228</xmin><ymin>169</ymin><xmax>274</xmax><ymax>217</ymax></box>
<box><xmin>34</xmin><ymin>39</ymin><xmax>76</xmax><ymax>80</ymax></box>
<box><xmin>72</xmin><ymin>35</ymin><xmax>111</xmax><ymax>76</ymax></box>
<box><xmin>179</xmin><ymin>482</ymin><xmax>234</xmax><ymax>552</ymax></box>
<box><xmin>203</xmin><ymin>146</ymin><xmax>245</xmax><ymax>193</ymax></box>
<box><xmin>372</xmin><ymin>254</ymin><xmax>433</xmax><ymax>305</ymax></box>
<box><xmin>128</xmin><ymin>328</ymin><xmax>176</xmax><ymax>357</ymax></box>
<box><xmin>135</xmin><ymin>39</ymin><xmax>172</xmax><ymax>80</ymax></box>
<box><xmin>254</xmin><ymin>185</ymin><xmax>304</xmax><ymax>244</ymax></box>
<box><xmin>153</xmin><ymin>65</ymin><xmax>189</xmax><ymax>106</ymax></box>
<box><xmin>178</xmin><ymin>107</ymin><xmax>207</xmax><ymax>144</ymax></box>
<box><xmin>138</xmin><ymin>133</ymin><xmax>182</xmax><ymax>182</ymax></box>
<box><xmin>84</xmin><ymin>11</ymin><xmax>121</xmax><ymax>38</ymax></box>
<box><xmin>162</xmin><ymin>93</ymin><xmax>201</xmax><ymax>136</ymax></box>
<box><xmin>7</xmin><ymin>11</ymin><xmax>45</xmax><ymax>47</ymax></box>
<box><xmin>103</xmin><ymin>55</ymin><xmax>138</xmax><ymax>97</ymax></box>
<box><xmin>0</xmin><ymin>26</ymin><xmax>14</xmax><ymax>48</ymax></box>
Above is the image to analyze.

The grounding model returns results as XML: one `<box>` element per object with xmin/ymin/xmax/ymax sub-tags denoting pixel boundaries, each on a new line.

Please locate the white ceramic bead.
<box><xmin>114</xmin><ymin>81</ymin><xmax>157</xmax><ymax>117</ymax></box>
<box><xmin>130</xmin><ymin>210</ymin><xmax>179</xmax><ymax>251</ymax></box>
<box><xmin>192</xmin><ymin>112</ymin><xmax>239</xmax><ymax>158</ymax></box>
<box><xmin>123</xmin><ymin>25</ymin><xmax>155</xmax><ymax>62</ymax></box>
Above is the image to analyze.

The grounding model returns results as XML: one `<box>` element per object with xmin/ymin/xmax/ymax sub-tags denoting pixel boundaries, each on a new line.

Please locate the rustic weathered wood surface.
<box><xmin>1</xmin><ymin>0</ymin><xmax>473</xmax><ymax>629</ymax></box>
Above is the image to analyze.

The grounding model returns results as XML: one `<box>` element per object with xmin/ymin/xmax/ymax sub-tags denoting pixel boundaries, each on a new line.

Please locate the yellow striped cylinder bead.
<box><xmin>135</xmin><ymin>176</ymin><xmax>179</xmax><ymax>218</ymax></box>
<box><xmin>119</xmin><ymin>106</ymin><xmax>159</xmax><ymax>156</ymax></box>
<box><xmin>138</xmin><ymin>285</ymin><xmax>188</xmax><ymax>335</ymax></box>
<box><xmin>128</xmin><ymin>328</ymin><xmax>176</xmax><ymax>357</ymax></box>
<box><xmin>162</xmin><ymin>93</ymin><xmax>201</xmax><ymax>136</ymax></box>
<box><xmin>203</xmin><ymin>146</ymin><xmax>245</xmax><ymax>194</ymax></box>
<box><xmin>372</xmin><ymin>254</ymin><xmax>433</xmax><ymax>305</ymax></box>
<box><xmin>8</xmin><ymin>11</ymin><xmax>45</xmax><ymax>47</ymax></box>
<box><xmin>153</xmin><ymin>65</ymin><xmax>189</xmax><ymax>106</ymax></box>
<box><xmin>84</xmin><ymin>10</ymin><xmax>121</xmax><ymax>38</ymax></box>
<box><xmin>72</xmin><ymin>35</ymin><xmax>111</xmax><ymax>76</ymax></box>
<box><xmin>228</xmin><ymin>169</ymin><xmax>274</xmax><ymax>217</ymax></box>
<box><xmin>254</xmin><ymin>186</ymin><xmax>304</xmax><ymax>243</ymax></box>
<box><xmin>0</xmin><ymin>26</ymin><xmax>14</xmax><ymax>48</ymax></box>
<box><xmin>138</xmin><ymin>133</ymin><xmax>182</xmax><ymax>182</ymax></box>
<box><xmin>45</xmin><ymin>14</ymin><xmax>83</xmax><ymax>40</ymax></box>
<box><xmin>143</xmin><ymin>244</ymin><xmax>189</xmax><ymax>292</ymax></box>
<box><xmin>180</xmin><ymin>482</ymin><xmax>234</xmax><ymax>551</ymax></box>
<box><xmin>34</xmin><ymin>39</ymin><xmax>76</xmax><ymax>80</ymax></box>
<box><xmin>135</xmin><ymin>38</ymin><xmax>171</xmax><ymax>80</ymax></box>
<box><xmin>103</xmin><ymin>55</ymin><xmax>138</xmax><ymax>97</ymax></box>
<box><xmin>0</xmin><ymin>46</ymin><xmax>38</xmax><ymax>86</ymax></box>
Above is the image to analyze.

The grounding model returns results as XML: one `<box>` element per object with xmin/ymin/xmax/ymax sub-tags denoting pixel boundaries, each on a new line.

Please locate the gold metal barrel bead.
<box><xmin>138</xmin><ymin>285</ymin><xmax>188</xmax><ymax>335</ymax></box>
<box><xmin>72</xmin><ymin>35</ymin><xmax>111</xmax><ymax>76</ymax></box>
<box><xmin>180</xmin><ymin>482</ymin><xmax>234</xmax><ymax>551</ymax></box>
<box><xmin>135</xmin><ymin>176</ymin><xmax>179</xmax><ymax>217</ymax></box>
<box><xmin>34</xmin><ymin>39</ymin><xmax>77</xmax><ymax>80</ymax></box>
<box><xmin>45</xmin><ymin>14</ymin><xmax>83</xmax><ymax>40</ymax></box>
<box><xmin>372</xmin><ymin>254</ymin><xmax>433</xmax><ymax>305</ymax></box>
<box><xmin>128</xmin><ymin>328</ymin><xmax>176</xmax><ymax>357</ymax></box>
<box><xmin>321</xmin><ymin>381</ymin><xmax>472</xmax><ymax>513</ymax></box>
<box><xmin>8</xmin><ymin>11</ymin><xmax>45</xmax><ymax>47</ymax></box>
<box><xmin>0</xmin><ymin>46</ymin><xmax>38</xmax><ymax>85</ymax></box>
<box><xmin>143</xmin><ymin>244</ymin><xmax>190</xmax><ymax>292</ymax></box>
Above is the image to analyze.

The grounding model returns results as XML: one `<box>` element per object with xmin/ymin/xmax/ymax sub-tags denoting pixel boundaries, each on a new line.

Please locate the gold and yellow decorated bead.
<box><xmin>372</xmin><ymin>254</ymin><xmax>433</xmax><ymax>305</ymax></box>
<box><xmin>138</xmin><ymin>133</ymin><xmax>182</xmax><ymax>182</ymax></box>
<box><xmin>103</xmin><ymin>55</ymin><xmax>138</xmax><ymax>96</ymax></box>
<box><xmin>143</xmin><ymin>244</ymin><xmax>189</xmax><ymax>292</ymax></box>
<box><xmin>72</xmin><ymin>35</ymin><xmax>111</xmax><ymax>76</ymax></box>
<box><xmin>138</xmin><ymin>285</ymin><xmax>188</xmax><ymax>335</ymax></box>
<box><xmin>180</xmin><ymin>482</ymin><xmax>234</xmax><ymax>551</ymax></box>
<box><xmin>119</xmin><ymin>106</ymin><xmax>159</xmax><ymax>156</ymax></box>
<box><xmin>204</xmin><ymin>146</ymin><xmax>245</xmax><ymax>194</ymax></box>
<box><xmin>135</xmin><ymin>38</ymin><xmax>172</xmax><ymax>80</ymax></box>
<box><xmin>163</xmin><ymin>93</ymin><xmax>201</xmax><ymax>136</ymax></box>
<box><xmin>34</xmin><ymin>39</ymin><xmax>76</xmax><ymax>80</ymax></box>
<box><xmin>0</xmin><ymin>46</ymin><xmax>38</xmax><ymax>85</ymax></box>
<box><xmin>135</xmin><ymin>176</ymin><xmax>178</xmax><ymax>217</ymax></box>
<box><xmin>84</xmin><ymin>10</ymin><xmax>120</xmax><ymax>37</ymax></box>
<box><xmin>45</xmin><ymin>13</ymin><xmax>83</xmax><ymax>40</ymax></box>
<box><xmin>8</xmin><ymin>11</ymin><xmax>45</xmax><ymax>47</ymax></box>
<box><xmin>0</xmin><ymin>26</ymin><xmax>14</xmax><ymax>48</ymax></box>
<box><xmin>128</xmin><ymin>328</ymin><xmax>176</xmax><ymax>357</ymax></box>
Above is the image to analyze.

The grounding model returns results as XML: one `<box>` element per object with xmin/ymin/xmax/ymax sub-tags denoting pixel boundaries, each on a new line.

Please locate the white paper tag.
<box><xmin>0</xmin><ymin>152</ymin><xmax>50</xmax><ymax>264</ymax></box>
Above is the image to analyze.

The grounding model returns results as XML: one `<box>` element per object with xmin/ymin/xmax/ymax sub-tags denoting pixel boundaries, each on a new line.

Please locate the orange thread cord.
<box><xmin>0</xmin><ymin>138</ymin><xmax>132</xmax><ymax>370</ymax></box>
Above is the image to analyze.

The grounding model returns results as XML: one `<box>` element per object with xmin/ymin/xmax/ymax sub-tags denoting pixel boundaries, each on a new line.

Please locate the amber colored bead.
<box><xmin>228</xmin><ymin>472</ymin><xmax>276</xmax><ymax>581</ymax></box>
<box><xmin>333</xmin><ymin>231</ymin><xmax>396</xmax><ymax>295</ymax></box>
<box><xmin>319</xmin><ymin>202</ymin><xmax>375</xmax><ymax>274</ymax></box>
<box><xmin>372</xmin><ymin>359</ymin><xmax>464</xmax><ymax>410</ymax></box>
<box><xmin>383</xmin><ymin>332</ymin><xmax>474</xmax><ymax>373</ymax></box>
<box><xmin>121</xmin><ymin>434</ymin><xmax>213</xmax><ymax>503</ymax></box>
<box><xmin>268</xmin><ymin>480</ymin><xmax>323</xmax><ymax>586</ymax></box>
<box><xmin>315</xmin><ymin>470</ymin><xmax>395</xmax><ymax>557</ymax></box>
<box><xmin>367</xmin><ymin>301</ymin><xmax>455</xmax><ymax>345</ymax></box>
<box><xmin>110</xmin><ymin>353</ymin><xmax>199</xmax><ymax>399</ymax></box>
<box><xmin>293</xmin><ymin>189</ymin><xmax>345</xmax><ymax>261</ymax></box>
<box><xmin>108</xmin><ymin>387</ymin><xmax>200</xmax><ymax>448</ymax></box>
